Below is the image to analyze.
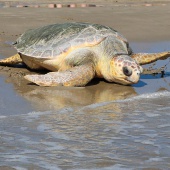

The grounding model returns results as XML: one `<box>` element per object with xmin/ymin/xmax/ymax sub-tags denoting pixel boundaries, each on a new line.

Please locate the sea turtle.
<box><xmin>0</xmin><ymin>22</ymin><xmax>169</xmax><ymax>86</ymax></box>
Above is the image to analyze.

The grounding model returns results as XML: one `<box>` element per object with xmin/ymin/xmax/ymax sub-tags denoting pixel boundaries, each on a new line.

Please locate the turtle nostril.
<box><xmin>136</xmin><ymin>71</ymin><xmax>141</xmax><ymax>76</ymax></box>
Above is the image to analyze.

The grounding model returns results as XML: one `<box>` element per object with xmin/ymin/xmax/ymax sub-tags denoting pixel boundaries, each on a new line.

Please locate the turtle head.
<box><xmin>108</xmin><ymin>55</ymin><xmax>143</xmax><ymax>85</ymax></box>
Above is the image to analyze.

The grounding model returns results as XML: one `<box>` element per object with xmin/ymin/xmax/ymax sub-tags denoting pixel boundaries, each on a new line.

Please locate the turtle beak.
<box><xmin>125</xmin><ymin>72</ymin><xmax>140</xmax><ymax>84</ymax></box>
<box><xmin>124</xmin><ymin>65</ymin><xmax>142</xmax><ymax>84</ymax></box>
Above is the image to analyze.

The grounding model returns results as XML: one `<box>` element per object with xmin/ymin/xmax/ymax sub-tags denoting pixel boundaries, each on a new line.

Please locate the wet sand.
<box><xmin>0</xmin><ymin>1</ymin><xmax>170</xmax><ymax>169</ymax></box>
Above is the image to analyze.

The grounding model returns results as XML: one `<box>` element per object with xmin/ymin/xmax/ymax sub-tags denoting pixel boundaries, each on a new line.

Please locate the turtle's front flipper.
<box><xmin>0</xmin><ymin>53</ymin><xmax>22</xmax><ymax>65</ymax></box>
<box><xmin>131</xmin><ymin>52</ymin><xmax>170</xmax><ymax>65</ymax></box>
<box><xmin>24</xmin><ymin>63</ymin><xmax>95</xmax><ymax>87</ymax></box>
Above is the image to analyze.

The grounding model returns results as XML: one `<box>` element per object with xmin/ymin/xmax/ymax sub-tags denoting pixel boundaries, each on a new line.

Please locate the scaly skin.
<box><xmin>24</xmin><ymin>63</ymin><xmax>95</xmax><ymax>86</ymax></box>
<box><xmin>110</xmin><ymin>55</ymin><xmax>142</xmax><ymax>85</ymax></box>
<box><xmin>0</xmin><ymin>53</ymin><xmax>22</xmax><ymax>65</ymax></box>
<box><xmin>131</xmin><ymin>52</ymin><xmax>170</xmax><ymax>65</ymax></box>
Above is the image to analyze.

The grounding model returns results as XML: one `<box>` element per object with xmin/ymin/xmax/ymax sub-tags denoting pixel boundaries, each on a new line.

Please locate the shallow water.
<box><xmin>0</xmin><ymin>42</ymin><xmax>170</xmax><ymax>170</ymax></box>
<box><xmin>0</xmin><ymin>92</ymin><xmax>170</xmax><ymax>170</ymax></box>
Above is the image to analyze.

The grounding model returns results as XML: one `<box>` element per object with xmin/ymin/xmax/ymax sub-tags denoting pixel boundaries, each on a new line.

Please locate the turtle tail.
<box><xmin>0</xmin><ymin>53</ymin><xmax>22</xmax><ymax>66</ymax></box>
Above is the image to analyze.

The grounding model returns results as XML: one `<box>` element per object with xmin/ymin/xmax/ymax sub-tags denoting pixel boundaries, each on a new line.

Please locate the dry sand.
<box><xmin>0</xmin><ymin>0</ymin><xmax>170</xmax><ymax>111</ymax></box>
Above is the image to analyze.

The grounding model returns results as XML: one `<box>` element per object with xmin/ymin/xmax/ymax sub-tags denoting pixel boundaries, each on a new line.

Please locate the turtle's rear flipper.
<box><xmin>0</xmin><ymin>53</ymin><xmax>22</xmax><ymax>65</ymax></box>
<box><xmin>24</xmin><ymin>63</ymin><xmax>95</xmax><ymax>87</ymax></box>
<box><xmin>131</xmin><ymin>52</ymin><xmax>170</xmax><ymax>65</ymax></box>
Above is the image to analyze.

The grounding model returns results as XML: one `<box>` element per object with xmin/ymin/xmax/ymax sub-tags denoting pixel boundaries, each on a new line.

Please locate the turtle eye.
<box><xmin>123</xmin><ymin>67</ymin><xmax>132</xmax><ymax>76</ymax></box>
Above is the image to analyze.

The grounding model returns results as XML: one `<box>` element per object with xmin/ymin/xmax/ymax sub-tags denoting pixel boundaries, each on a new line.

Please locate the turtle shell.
<box><xmin>15</xmin><ymin>22</ymin><xmax>129</xmax><ymax>59</ymax></box>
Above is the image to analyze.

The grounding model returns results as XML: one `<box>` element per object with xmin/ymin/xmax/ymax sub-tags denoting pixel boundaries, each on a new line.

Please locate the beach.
<box><xmin>0</xmin><ymin>1</ymin><xmax>170</xmax><ymax>169</ymax></box>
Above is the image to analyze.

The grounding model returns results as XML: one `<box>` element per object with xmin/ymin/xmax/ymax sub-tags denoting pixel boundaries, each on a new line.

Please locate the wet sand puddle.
<box><xmin>0</xmin><ymin>42</ymin><xmax>170</xmax><ymax>169</ymax></box>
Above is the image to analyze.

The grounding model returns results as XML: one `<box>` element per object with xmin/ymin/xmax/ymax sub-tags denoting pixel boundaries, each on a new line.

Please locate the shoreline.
<box><xmin>0</xmin><ymin>2</ymin><xmax>170</xmax><ymax>168</ymax></box>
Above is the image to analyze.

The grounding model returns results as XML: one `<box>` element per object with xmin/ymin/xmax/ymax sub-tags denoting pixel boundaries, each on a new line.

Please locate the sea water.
<box><xmin>0</xmin><ymin>42</ymin><xmax>170</xmax><ymax>169</ymax></box>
